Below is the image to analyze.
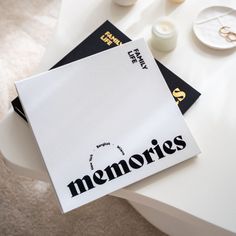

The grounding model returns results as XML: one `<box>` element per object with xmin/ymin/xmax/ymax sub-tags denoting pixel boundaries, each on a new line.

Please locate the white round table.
<box><xmin>0</xmin><ymin>0</ymin><xmax>236</xmax><ymax>235</ymax></box>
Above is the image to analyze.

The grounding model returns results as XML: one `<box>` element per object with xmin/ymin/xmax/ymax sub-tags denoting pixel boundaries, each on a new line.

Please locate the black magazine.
<box><xmin>12</xmin><ymin>20</ymin><xmax>200</xmax><ymax>121</ymax></box>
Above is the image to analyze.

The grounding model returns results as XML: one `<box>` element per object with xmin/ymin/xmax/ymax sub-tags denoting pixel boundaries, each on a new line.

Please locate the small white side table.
<box><xmin>1</xmin><ymin>1</ymin><xmax>236</xmax><ymax>235</ymax></box>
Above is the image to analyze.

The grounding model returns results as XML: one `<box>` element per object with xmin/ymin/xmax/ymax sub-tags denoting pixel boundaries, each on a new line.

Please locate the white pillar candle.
<box><xmin>112</xmin><ymin>0</ymin><xmax>138</xmax><ymax>6</ymax></box>
<box><xmin>169</xmin><ymin>0</ymin><xmax>185</xmax><ymax>3</ymax></box>
<box><xmin>151</xmin><ymin>18</ymin><xmax>178</xmax><ymax>52</ymax></box>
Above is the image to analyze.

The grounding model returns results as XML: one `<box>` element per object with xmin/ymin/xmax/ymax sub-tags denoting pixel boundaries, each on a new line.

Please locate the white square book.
<box><xmin>16</xmin><ymin>39</ymin><xmax>200</xmax><ymax>213</ymax></box>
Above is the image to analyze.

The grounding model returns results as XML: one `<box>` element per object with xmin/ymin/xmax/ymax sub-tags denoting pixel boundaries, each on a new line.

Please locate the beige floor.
<box><xmin>0</xmin><ymin>0</ymin><xmax>167</xmax><ymax>235</ymax></box>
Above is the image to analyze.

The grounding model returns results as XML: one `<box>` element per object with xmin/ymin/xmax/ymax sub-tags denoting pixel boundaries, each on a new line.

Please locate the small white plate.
<box><xmin>193</xmin><ymin>6</ymin><xmax>236</xmax><ymax>50</ymax></box>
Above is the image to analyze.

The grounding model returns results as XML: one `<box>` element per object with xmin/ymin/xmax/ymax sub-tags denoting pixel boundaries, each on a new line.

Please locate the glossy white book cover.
<box><xmin>16</xmin><ymin>39</ymin><xmax>200</xmax><ymax>213</ymax></box>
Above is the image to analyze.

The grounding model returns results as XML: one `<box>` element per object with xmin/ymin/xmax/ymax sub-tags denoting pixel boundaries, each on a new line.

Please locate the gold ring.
<box><xmin>219</xmin><ymin>26</ymin><xmax>231</xmax><ymax>37</ymax></box>
<box><xmin>226</xmin><ymin>32</ymin><xmax>236</xmax><ymax>42</ymax></box>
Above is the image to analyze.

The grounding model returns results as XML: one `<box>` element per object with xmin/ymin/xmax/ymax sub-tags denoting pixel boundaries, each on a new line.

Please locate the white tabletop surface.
<box><xmin>1</xmin><ymin>0</ymin><xmax>236</xmax><ymax>234</ymax></box>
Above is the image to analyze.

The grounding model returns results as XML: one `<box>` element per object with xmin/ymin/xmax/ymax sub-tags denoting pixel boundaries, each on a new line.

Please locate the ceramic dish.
<box><xmin>193</xmin><ymin>6</ymin><xmax>236</xmax><ymax>50</ymax></box>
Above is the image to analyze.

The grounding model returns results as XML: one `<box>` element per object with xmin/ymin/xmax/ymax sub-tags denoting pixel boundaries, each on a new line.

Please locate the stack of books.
<box><xmin>13</xmin><ymin>21</ymin><xmax>200</xmax><ymax>213</ymax></box>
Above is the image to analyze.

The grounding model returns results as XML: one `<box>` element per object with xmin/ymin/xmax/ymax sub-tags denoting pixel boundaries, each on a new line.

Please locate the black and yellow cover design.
<box><xmin>12</xmin><ymin>20</ymin><xmax>200</xmax><ymax>121</ymax></box>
